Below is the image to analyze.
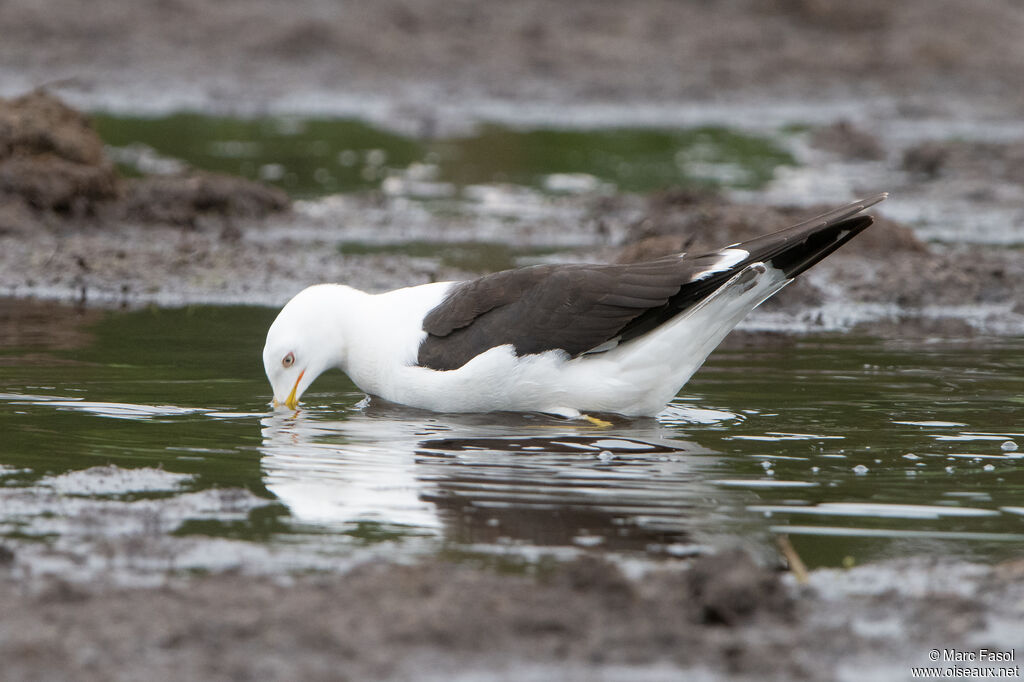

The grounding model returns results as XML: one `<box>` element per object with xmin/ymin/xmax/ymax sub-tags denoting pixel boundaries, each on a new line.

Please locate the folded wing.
<box><xmin>417</xmin><ymin>194</ymin><xmax>885</xmax><ymax>371</ymax></box>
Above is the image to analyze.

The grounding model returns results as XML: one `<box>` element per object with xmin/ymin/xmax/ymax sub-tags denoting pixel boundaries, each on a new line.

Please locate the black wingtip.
<box><xmin>729</xmin><ymin>194</ymin><xmax>886</xmax><ymax>280</ymax></box>
<box><xmin>769</xmin><ymin>215</ymin><xmax>874</xmax><ymax>278</ymax></box>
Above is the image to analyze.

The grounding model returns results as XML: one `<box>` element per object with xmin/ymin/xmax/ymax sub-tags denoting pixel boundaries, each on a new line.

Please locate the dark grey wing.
<box><xmin>419</xmin><ymin>264</ymin><xmax>557</xmax><ymax>336</ymax></box>
<box><xmin>418</xmin><ymin>194</ymin><xmax>885</xmax><ymax>371</ymax></box>
<box><xmin>418</xmin><ymin>259</ymin><xmax>693</xmax><ymax>371</ymax></box>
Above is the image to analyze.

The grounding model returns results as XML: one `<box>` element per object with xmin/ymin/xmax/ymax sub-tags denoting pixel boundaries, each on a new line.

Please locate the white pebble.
<box><xmin>1001</xmin><ymin>440</ymin><xmax>1018</xmax><ymax>452</ymax></box>
<box><xmin>852</xmin><ymin>464</ymin><xmax>869</xmax><ymax>475</ymax></box>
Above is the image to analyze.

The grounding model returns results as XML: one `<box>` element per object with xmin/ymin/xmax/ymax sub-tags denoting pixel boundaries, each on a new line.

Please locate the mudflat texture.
<box><xmin>2</xmin><ymin>3</ymin><xmax>1024</xmax><ymax>681</ymax></box>
<box><xmin>1</xmin><ymin>1</ymin><xmax>1023</xmax><ymax>333</ymax></box>
<box><xmin>2</xmin><ymin>551</ymin><xmax>1022</xmax><ymax>682</ymax></box>
<box><xmin>2</xmin><ymin>0</ymin><xmax>1024</xmax><ymax>113</ymax></box>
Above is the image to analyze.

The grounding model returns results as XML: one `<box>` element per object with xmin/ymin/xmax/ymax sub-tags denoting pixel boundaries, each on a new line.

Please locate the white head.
<box><xmin>263</xmin><ymin>285</ymin><xmax>346</xmax><ymax>410</ymax></box>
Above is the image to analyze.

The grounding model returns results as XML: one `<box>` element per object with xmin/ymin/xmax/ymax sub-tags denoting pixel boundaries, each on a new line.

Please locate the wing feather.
<box><xmin>417</xmin><ymin>196</ymin><xmax>884</xmax><ymax>371</ymax></box>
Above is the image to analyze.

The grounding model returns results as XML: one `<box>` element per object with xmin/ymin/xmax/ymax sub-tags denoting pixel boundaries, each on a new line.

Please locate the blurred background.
<box><xmin>3</xmin><ymin>0</ymin><xmax>1023</xmax><ymax>117</ymax></box>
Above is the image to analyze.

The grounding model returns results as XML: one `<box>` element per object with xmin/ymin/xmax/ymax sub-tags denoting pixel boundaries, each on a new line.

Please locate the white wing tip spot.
<box><xmin>692</xmin><ymin>248</ymin><xmax>749</xmax><ymax>280</ymax></box>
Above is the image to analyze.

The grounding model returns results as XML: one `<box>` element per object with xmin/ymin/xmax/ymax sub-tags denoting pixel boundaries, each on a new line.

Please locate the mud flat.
<box><xmin>2</xmin><ymin>0</ymin><xmax>1024</xmax><ymax>125</ymax></box>
<box><xmin>1</xmin><ymin>544</ymin><xmax>1022</xmax><ymax>682</ymax></box>
<box><xmin>2</xmin><ymin>91</ymin><xmax>1023</xmax><ymax>335</ymax></box>
<box><xmin>3</xmin><ymin>2</ymin><xmax>1024</xmax><ymax>679</ymax></box>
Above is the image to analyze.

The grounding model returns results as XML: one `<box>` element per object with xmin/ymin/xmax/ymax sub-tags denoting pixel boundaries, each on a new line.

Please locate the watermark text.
<box><xmin>911</xmin><ymin>648</ymin><xmax>1019</xmax><ymax>679</ymax></box>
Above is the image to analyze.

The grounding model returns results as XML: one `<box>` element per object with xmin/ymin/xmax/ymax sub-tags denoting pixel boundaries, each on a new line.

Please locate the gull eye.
<box><xmin>282</xmin><ymin>352</ymin><xmax>295</xmax><ymax>368</ymax></box>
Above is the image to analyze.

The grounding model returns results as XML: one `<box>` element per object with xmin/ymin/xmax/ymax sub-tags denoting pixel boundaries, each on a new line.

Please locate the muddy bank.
<box><xmin>0</xmin><ymin>548</ymin><xmax>1020</xmax><ymax>682</ymax></box>
<box><xmin>5</xmin><ymin>181</ymin><xmax>1021</xmax><ymax>336</ymax></box>
<box><xmin>1</xmin><ymin>92</ymin><xmax>1023</xmax><ymax>335</ymax></box>
<box><xmin>2</xmin><ymin>0</ymin><xmax>1024</xmax><ymax>124</ymax></box>
<box><xmin>0</xmin><ymin>90</ymin><xmax>288</xmax><ymax>235</ymax></box>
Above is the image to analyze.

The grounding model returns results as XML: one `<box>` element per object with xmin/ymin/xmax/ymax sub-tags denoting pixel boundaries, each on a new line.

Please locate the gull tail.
<box><xmin>737</xmin><ymin>193</ymin><xmax>887</xmax><ymax>279</ymax></box>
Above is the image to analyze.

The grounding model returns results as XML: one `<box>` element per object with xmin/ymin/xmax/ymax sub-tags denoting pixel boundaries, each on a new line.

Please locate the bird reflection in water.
<box><xmin>259</xmin><ymin>398</ymin><xmax>737</xmax><ymax>557</ymax></box>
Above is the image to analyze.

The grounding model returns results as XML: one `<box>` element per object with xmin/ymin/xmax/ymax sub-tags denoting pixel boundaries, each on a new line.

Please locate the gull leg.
<box><xmin>543</xmin><ymin>407</ymin><xmax>614</xmax><ymax>427</ymax></box>
<box><xmin>582</xmin><ymin>414</ymin><xmax>613</xmax><ymax>428</ymax></box>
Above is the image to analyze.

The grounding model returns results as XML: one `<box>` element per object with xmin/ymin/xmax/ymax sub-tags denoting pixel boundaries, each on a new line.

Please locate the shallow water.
<box><xmin>1</xmin><ymin>300</ymin><xmax>1021</xmax><ymax>579</ymax></box>
<box><xmin>93</xmin><ymin>113</ymin><xmax>794</xmax><ymax>197</ymax></box>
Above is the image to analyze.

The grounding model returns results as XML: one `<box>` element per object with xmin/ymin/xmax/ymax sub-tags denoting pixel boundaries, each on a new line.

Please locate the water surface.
<box><xmin>93</xmin><ymin>114</ymin><xmax>794</xmax><ymax>197</ymax></box>
<box><xmin>1</xmin><ymin>300</ymin><xmax>1021</xmax><ymax>579</ymax></box>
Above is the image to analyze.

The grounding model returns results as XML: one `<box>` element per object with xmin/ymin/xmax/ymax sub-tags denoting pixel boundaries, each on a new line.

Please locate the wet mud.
<box><xmin>0</xmin><ymin>91</ymin><xmax>289</xmax><ymax>234</ymax></box>
<box><xmin>1</xmin><ymin>546</ymin><xmax>1021</xmax><ymax>682</ymax></box>
<box><xmin>2</xmin><ymin>1</ymin><xmax>1024</xmax><ymax>679</ymax></box>
<box><xmin>1</xmin><ymin>90</ymin><xmax>1023</xmax><ymax>334</ymax></box>
<box><xmin>2</xmin><ymin>0</ymin><xmax>1024</xmax><ymax>118</ymax></box>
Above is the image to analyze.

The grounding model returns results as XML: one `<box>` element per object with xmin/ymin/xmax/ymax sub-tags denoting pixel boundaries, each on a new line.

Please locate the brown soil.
<box><xmin>0</xmin><ymin>90</ymin><xmax>289</xmax><ymax>232</ymax></box>
<box><xmin>0</xmin><ymin>90</ymin><xmax>118</xmax><ymax>216</ymax></box>
<box><xmin>809</xmin><ymin>120</ymin><xmax>887</xmax><ymax>161</ymax></box>
<box><xmin>903</xmin><ymin>139</ymin><xmax>1024</xmax><ymax>185</ymax></box>
<box><xmin>122</xmin><ymin>173</ymin><xmax>290</xmax><ymax>228</ymax></box>
<box><xmin>2</xmin><ymin>0</ymin><xmax>1024</xmax><ymax>114</ymax></box>
<box><xmin>1</xmin><ymin>550</ymin><xmax>1020</xmax><ymax>682</ymax></box>
<box><xmin>616</xmin><ymin>189</ymin><xmax>928</xmax><ymax>260</ymax></box>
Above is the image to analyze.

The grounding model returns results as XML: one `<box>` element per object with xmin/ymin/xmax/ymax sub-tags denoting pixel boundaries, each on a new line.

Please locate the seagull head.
<box><xmin>263</xmin><ymin>285</ymin><xmax>345</xmax><ymax>411</ymax></box>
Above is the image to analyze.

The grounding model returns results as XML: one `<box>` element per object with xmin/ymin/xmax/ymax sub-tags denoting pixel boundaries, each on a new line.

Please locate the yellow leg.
<box><xmin>583</xmin><ymin>414</ymin><xmax>614</xmax><ymax>428</ymax></box>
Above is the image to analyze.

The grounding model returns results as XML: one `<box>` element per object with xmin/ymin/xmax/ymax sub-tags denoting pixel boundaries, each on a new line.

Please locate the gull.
<box><xmin>264</xmin><ymin>194</ymin><xmax>885</xmax><ymax>419</ymax></box>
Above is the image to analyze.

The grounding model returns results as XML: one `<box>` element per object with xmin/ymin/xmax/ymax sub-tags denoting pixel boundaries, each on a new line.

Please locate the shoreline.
<box><xmin>1</xmin><ymin>548</ymin><xmax>1021</xmax><ymax>682</ymax></box>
